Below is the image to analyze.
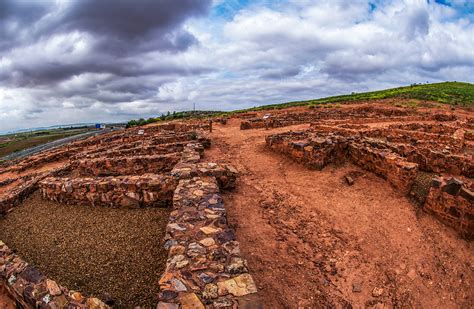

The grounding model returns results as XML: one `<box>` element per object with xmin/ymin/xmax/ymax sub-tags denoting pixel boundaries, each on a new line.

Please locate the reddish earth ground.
<box><xmin>205</xmin><ymin>119</ymin><xmax>473</xmax><ymax>308</ymax></box>
<box><xmin>0</xmin><ymin>285</ymin><xmax>15</xmax><ymax>308</ymax></box>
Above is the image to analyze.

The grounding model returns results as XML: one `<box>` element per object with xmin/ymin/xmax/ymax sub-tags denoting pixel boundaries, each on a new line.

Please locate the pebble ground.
<box><xmin>0</xmin><ymin>192</ymin><xmax>170</xmax><ymax>308</ymax></box>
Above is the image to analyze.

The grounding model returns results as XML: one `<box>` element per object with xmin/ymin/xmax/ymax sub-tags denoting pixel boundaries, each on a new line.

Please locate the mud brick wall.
<box><xmin>424</xmin><ymin>177</ymin><xmax>473</xmax><ymax>239</ymax></box>
<box><xmin>157</xmin><ymin>176</ymin><xmax>260</xmax><ymax>308</ymax></box>
<box><xmin>0</xmin><ymin>241</ymin><xmax>109</xmax><ymax>309</ymax></box>
<box><xmin>39</xmin><ymin>174</ymin><xmax>177</xmax><ymax>208</ymax></box>
<box><xmin>75</xmin><ymin>153</ymin><xmax>180</xmax><ymax>176</ymax></box>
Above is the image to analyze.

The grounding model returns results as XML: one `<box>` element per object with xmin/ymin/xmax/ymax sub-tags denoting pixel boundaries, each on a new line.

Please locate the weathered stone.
<box><xmin>179</xmin><ymin>293</ymin><xmax>204</xmax><ymax>309</ymax></box>
<box><xmin>226</xmin><ymin>257</ymin><xmax>248</xmax><ymax>274</ymax></box>
<box><xmin>87</xmin><ymin>297</ymin><xmax>108</xmax><ymax>309</ymax></box>
<box><xmin>352</xmin><ymin>282</ymin><xmax>362</xmax><ymax>293</ymax></box>
<box><xmin>442</xmin><ymin>178</ymin><xmax>463</xmax><ymax>195</ymax></box>
<box><xmin>46</xmin><ymin>279</ymin><xmax>62</xmax><ymax>296</ymax></box>
<box><xmin>217</xmin><ymin>274</ymin><xmax>258</xmax><ymax>297</ymax></box>
<box><xmin>203</xmin><ymin>284</ymin><xmax>219</xmax><ymax>299</ymax></box>
<box><xmin>199</xmin><ymin>237</ymin><xmax>216</xmax><ymax>247</ymax></box>
<box><xmin>156</xmin><ymin>302</ymin><xmax>179</xmax><ymax>309</ymax></box>
<box><xmin>200</xmin><ymin>226</ymin><xmax>221</xmax><ymax>235</ymax></box>
<box><xmin>171</xmin><ymin>278</ymin><xmax>187</xmax><ymax>292</ymax></box>
<box><xmin>372</xmin><ymin>287</ymin><xmax>384</xmax><ymax>297</ymax></box>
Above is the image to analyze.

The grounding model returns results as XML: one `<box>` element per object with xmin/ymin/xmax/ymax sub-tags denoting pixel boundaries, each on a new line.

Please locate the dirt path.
<box><xmin>205</xmin><ymin>119</ymin><xmax>473</xmax><ymax>308</ymax></box>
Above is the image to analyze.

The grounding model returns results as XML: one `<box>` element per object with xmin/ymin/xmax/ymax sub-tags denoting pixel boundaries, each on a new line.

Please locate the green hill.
<box><xmin>239</xmin><ymin>81</ymin><xmax>474</xmax><ymax>112</ymax></box>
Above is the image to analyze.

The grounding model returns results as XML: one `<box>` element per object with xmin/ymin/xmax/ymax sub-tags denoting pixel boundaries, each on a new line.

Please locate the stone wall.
<box><xmin>75</xmin><ymin>153</ymin><xmax>181</xmax><ymax>176</ymax></box>
<box><xmin>266</xmin><ymin>132</ymin><xmax>418</xmax><ymax>192</ymax></box>
<box><xmin>39</xmin><ymin>174</ymin><xmax>177</xmax><ymax>208</ymax></box>
<box><xmin>157</xmin><ymin>176</ymin><xmax>260</xmax><ymax>308</ymax></box>
<box><xmin>0</xmin><ymin>241</ymin><xmax>109</xmax><ymax>309</ymax></box>
<box><xmin>424</xmin><ymin>177</ymin><xmax>473</xmax><ymax>239</ymax></box>
<box><xmin>0</xmin><ymin>165</ymin><xmax>70</xmax><ymax>215</ymax></box>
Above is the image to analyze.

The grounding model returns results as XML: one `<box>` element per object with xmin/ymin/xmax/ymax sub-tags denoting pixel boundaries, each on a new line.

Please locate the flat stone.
<box><xmin>46</xmin><ymin>279</ymin><xmax>62</xmax><ymax>296</ymax></box>
<box><xmin>226</xmin><ymin>257</ymin><xmax>248</xmax><ymax>274</ymax></box>
<box><xmin>156</xmin><ymin>303</ymin><xmax>179</xmax><ymax>309</ymax></box>
<box><xmin>170</xmin><ymin>245</ymin><xmax>186</xmax><ymax>255</ymax></box>
<box><xmin>217</xmin><ymin>274</ymin><xmax>257</xmax><ymax>297</ymax></box>
<box><xmin>203</xmin><ymin>283</ymin><xmax>218</xmax><ymax>299</ymax></box>
<box><xmin>87</xmin><ymin>297</ymin><xmax>108</xmax><ymax>309</ymax></box>
<box><xmin>407</xmin><ymin>269</ymin><xmax>417</xmax><ymax>280</ymax></box>
<box><xmin>460</xmin><ymin>187</ymin><xmax>474</xmax><ymax>202</ymax></box>
<box><xmin>176</xmin><ymin>260</ymin><xmax>189</xmax><ymax>269</ymax></box>
<box><xmin>193</xmin><ymin>190</ymin><xmax>204</xmax><ymax>197</ymax></box>
<box><xmin>171</xmin><ymin>278</ymin><xmax>187</xmax><ymax>292</ymax></box>
<box><xmin>158</xmin><ymin>290</ymin><xmax>178</xmax><ymax>302</ymax></box>
<box><xmin>199</xmin><ymin>238</ymin><xmax>216</xmax><ymax>247</ymax></box>
<box><xmin>200</xmin><ymin>226</ymin><xmax>221</xmax><ymax>235</ymax></box>
<box><xmin>352</xmin><ymin>282</ymin><xmax>362</xmax><ymax>293</ymax></box>
<box><xmin>180</xmin><ymin>293</ymin><xmax>204</xmax><ymax>309</ymax></box>
<box><xmin>443</xmin><ymin>178</ymin><xmax>463</xmax><ymax>195</ymax></box>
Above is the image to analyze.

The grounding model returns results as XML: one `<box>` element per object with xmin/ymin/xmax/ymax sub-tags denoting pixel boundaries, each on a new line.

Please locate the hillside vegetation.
<box><xmin>239</xmin><ymin>81</ymin><xmax>474</xmax><ymax>112</ymax></box>
<box><xmin>127</xmin><ymin>82</ymin><xmax>473</xmax><ymax>126</ymax></box>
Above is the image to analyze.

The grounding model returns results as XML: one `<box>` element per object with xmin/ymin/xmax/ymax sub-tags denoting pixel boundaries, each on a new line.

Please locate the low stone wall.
<box><xmin>75</xmin><ymin>153</ymin><xmax>181</xmax><ymax>176</ymax></box>
<box><xmin>39</xmin><ymin>174</ymin><xmax>177</xmax><ymax>208</ymax></box>
<box><xmin>424</xmin><ymin>177</ymin><xmax>473</xmax><ymax>239</ymax></box>
<box><xmin>347</xmin><ymin>142</ymin><xmax>418</xmax><ymax>192</ymax></box>
<box><xmin>157</xmin><ymin>176</ymin><xmax>260</xmax><ymax>308</ymax></box>
<box><xmin>0</xmin><ymin>241</ymin><xmax>108</xmax><ymax>309</ymax></box>
<box><xmin>266</xmin><ymin>132</ymin><xmax>418</xmax><ymax>192</ymax></box>
<box><xmin>0</xmin><ymin>165</ymin><xmax>70</xmax><ymax>215</ymax></box>
<box><xmin>76</xmin><ymin>142</ymin><xmax>188</xmax><ymax>160</ymax></box>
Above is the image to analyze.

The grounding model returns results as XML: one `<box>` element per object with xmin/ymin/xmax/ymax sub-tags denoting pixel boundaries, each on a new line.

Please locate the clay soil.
<box><xmin>205</xmin><ymin>118</ymin><xmax>473</xmax><ymax>308</ymax></box>
<box><xmin>0</xmin><ymin>192</ymin><xmax>170</xmax><ymax>308</ymax></box>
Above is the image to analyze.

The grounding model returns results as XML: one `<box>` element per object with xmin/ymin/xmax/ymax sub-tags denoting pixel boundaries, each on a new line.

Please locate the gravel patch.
<box><xmin>0</xmin><ymin>191</ymin><xmax>170</xmax><ymax>308</ymax></box>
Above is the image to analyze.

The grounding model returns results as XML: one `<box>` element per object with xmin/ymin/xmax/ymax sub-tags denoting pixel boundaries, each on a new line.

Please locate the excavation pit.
<box><xmin>0</xmin><ymin>191</ymin><xmax>170</xmax><ymax>308</ymax></box>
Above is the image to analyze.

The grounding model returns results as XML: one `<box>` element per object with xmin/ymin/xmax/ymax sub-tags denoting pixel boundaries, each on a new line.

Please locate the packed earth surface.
<box><xmin>0</xmin><ymin>99</ymin><xmax>473</xmax><ymax>308</ymax></box>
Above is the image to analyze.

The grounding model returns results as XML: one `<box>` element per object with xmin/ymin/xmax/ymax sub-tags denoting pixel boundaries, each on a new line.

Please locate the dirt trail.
<box><xmin>205</xmin><ymin>119</ymin><xmax>473</xmax><ymax>308</ymax></box>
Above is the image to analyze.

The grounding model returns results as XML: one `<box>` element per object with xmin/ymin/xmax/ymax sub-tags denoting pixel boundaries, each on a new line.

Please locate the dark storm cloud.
<box><xmin>0</xmin><ymin>0</ymin><xmax>213</xmax><ymax>86</ymax></box>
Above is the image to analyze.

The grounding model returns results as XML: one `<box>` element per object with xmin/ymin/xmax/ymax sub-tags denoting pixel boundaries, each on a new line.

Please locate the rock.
<box><xmin>217</xmin><ymin>274</ymin><xmax>258</xmax><ymax>297</ymax></box>
<box><xmin>226</xmin><ymin>257</ymin><xmax>248</xmax><ymax>274</ymax></box>
<box><xmin>199</xmin><ymin>238</ymin><xmax>215</xmax><ymax>247</ymax></box>
<box><xmin>176</xmin><ymin>260</ymin><xmax>189</xmax><ymax>269</ymax></box>
<box><xmin>352</xmin><ymin>282</ymin><xmax>362</xmax><ymax>293</ymax></box>
<box><xmin>203</xmin><ymin>284</ymin><xmax>219</xmax><ymax>299</ymax></box>
<box><xmin>459</xmin><ymin>187</ymin><xmax>474</xmax><ymax>202</ymax></box>
<box><xmin>46</xmin><ymin>279</ymin><xmax>62</xmax><ymax>296</ymax></box>
<box><xmin>171</xmin><ymin>278</ymin><xmax>187</xmax><ymax>292</ymax></box>
<box><xmin>200</xmin><ymin>226</ymin><xmax>221</xmax><ymax>235</ymax></box>
<box><xmin>372</xmin><ymin>287</ymin><xmax>384</xmax><ymax>297</ymax></box>
<box><xmin>407</xmin><ymin>269</ymin><xmax>417</xmax><ymax>280</ymax></box>
<box><xmin>156</xmin><ymin>303</ymin><xmax>179</xmax><ymax>309</ymax></box>
<box><xmin>187</xmin><ymin>243</ymin><xmax>206</xmax><ymax>257</ymax></box>
<box><xmin>158</xmin><ymin>290</ymin><xmax>178</xmax><ymax>302</ymax></box>
<box><xmin>170</xmin><ymin>245</ymin><xmax>186</xmax><ymax>255</ymax></box>
<box><xmin>179</xmin><ymin>293</ymin><xmax>204</xmax><ymax>309</ymax></box>
<box><xmin>345</xmin><ymin>176</ymin><xmax>354</xmax><ymax>186</ymax></box>
<box><xmin>87</xmin><ymin>298</ymin><xmax>108</xmax><ymax>309</ymax></box>
<box><xmin>198</xmin><ymin>273</ymin><xmax>215</xmax><ymax>284</ymax></box>
<box><xmin>442</xmin><ymin>178</ymin><xmax>463</xmax><ymax>195</ymax></box>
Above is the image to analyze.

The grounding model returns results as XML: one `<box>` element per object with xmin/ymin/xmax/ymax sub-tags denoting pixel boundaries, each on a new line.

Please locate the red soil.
<box><xmin>205</xmin><ymin>119</ymin><xmax>473</xmax><ymax>308</ymax></box>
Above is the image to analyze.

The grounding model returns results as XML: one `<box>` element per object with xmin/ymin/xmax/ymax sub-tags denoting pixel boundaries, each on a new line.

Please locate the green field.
<box><xmin>127</xmin><ymin>82</ymin><xmax>474</xmax><ymax>127</ymax></box>
<box><xmin>0</xmin><ymin>127</ymin><xmax>94</xmax><ymax>158</ymax></box>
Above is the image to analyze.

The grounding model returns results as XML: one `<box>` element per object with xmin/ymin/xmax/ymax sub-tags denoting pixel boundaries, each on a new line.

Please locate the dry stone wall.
<box><xmin>75</xmin><ymin>153</ymin><xmax>181</xmax><ymax>176</ymax></box>
<box><xmin>39</xmin><ymin>174</ymin><xmax>177</xmax><ymax>208</ymax></box>
<box><xmin>0</xmin><ymin>241</ymin><xmax>108</xmax><ymax>309</ymax></box>
<box><xmin>266</xmin><ymin>128</ymin><xmax>473</xmax><ymax>238</ymax></box>
<box><xmin>424</xmin><ymin>177</ymin><xmax>473</xmax><ymax>239</ymax></box>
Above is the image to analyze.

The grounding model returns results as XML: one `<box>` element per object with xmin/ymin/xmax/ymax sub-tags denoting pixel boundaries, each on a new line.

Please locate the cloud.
<box><xmin>0</xmin><ymin>0</ymin><xmax>473</xmax><ymax>132</ymax></box>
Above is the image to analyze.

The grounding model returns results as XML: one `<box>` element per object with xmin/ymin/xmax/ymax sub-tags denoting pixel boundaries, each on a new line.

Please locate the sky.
<box><xmin>0</xmin><ymin>0</ymin><xmax>473</xmax><ymax>132</ymax></box>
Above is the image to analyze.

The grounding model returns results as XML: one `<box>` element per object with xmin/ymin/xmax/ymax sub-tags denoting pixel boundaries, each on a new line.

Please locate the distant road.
<box><xmin>1</xmin><ymin>128</ymin><xmax>116</xmax><ymax>161</ymax></box>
